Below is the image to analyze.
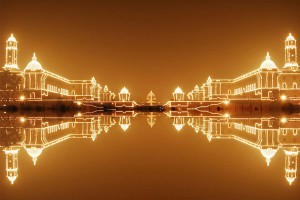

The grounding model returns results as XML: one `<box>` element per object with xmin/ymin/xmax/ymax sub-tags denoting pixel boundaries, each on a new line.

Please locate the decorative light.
<box><xmin>77</xmin><ymin>113</ymin><xmax>82</xmax><ymax>117</ymax></box>
<box><xmin>224</xmin><ymin>100</ymin><xmax>230</xmax><ymax>105</ymax></box>
<box><xmin>19</xmin><ymin>96</ymin><xmax>25</xmax><ymax>101</ymax></box>
<box><xmin>20</xmin><ymin>117</ymin><xmax>26</xmax><ymax>123</ymax></box>
<box><xmin>76</xmin><ymin>101</ymin><xmax>82</xmax><ymax>106</ymax></box>
<box><xmin>281</xmin><ymin>117</ymin><xmax>287</xmax><ymax>123</ymax></box>
<box><xmin>224</xmin><ymin>113</ymin><xmax>230</xmax><ymax>118</ymax></box>
<box><xmin>281</xmin><ymin>95</ymin><xmax>287</xmax><ymax>101</ymax></box>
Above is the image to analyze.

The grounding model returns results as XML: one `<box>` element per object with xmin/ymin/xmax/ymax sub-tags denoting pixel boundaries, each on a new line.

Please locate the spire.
<box><xmin>33</xmin><ymin>157</ymin><xmax>37</xmax><ymax>166</ymax></box>
<box><xmin>266</xmin><ymin>52</ymin><xmax>270</xmax><ymax>60</ymax></box>
<box><xmin>32</xmin><ymin>53</ymin><xmax>37</xmax><ymax>61</ymax></box>
<box><xmin>266</xmin><ymin>158</ymin><xmax>271</xmax><ymax>167</ymax></box>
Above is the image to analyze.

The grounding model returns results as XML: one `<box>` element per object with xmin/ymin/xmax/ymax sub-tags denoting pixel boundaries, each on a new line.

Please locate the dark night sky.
<box><xmin>0</xmin><ymin>1</ymin><xmax>300</xmax><ymax>199</ymax></box>
<box><xmin>1</xmin><ymin>0</ymin><xmax>300</xmax><ymax>101</ymax></box>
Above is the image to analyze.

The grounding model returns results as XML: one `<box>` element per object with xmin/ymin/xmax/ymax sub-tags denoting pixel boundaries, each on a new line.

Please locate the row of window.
<box><xmin>47</xmin><ymin>84</ymin><xmax>69</xmax><ymax>95</ymax></box>
<box><xmin>281</xmin><ymin>82</ymin><xmax>297</xmax><ymax>89</ymax></box>
<box><xmin>47</xmin><ymin>123</ymin><xmax>70</xmax><ymax>133</ymax></box>
<box><xmin>233</xmin><ymin>123</ymin><xmax>256</xmax><ymax>135</ymax></box>
<box><xmin>233</xmin><ymin>83</ymin><xmax>257</xmax><ymax>95</ymax></box>
<box><xmin>282</xmin><ymin>129</ymin><xmax>298</xmax><ymax>135</ymax></box>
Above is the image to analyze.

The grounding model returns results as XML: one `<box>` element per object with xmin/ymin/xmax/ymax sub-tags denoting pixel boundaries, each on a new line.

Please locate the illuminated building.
<box><xmin>173</xmin><ymin>116</ymin><xmax>185</xmax><ymax>131</ymax></box>
<box><xmin>119</xmin><ymin>87</ymin><xmax>131</xmax><ymax>101</ymax></box>
<box><xmin>284</xmin><ymin>147</ymin><xmax>298</xmax><ymax>185</ymax></box>
<box><xmin>187</xmin><ymin>85</ymin><xmax>201</xmax><ymax>101</ymax></box>
<box><xmin>4</xmin><ymin>147</ymin><xmax>19</xmax><ymax>184</ymax></box>
<box><xmin>176</xmin><ymin>33</ymin><xmax>300</xmax><ymax>103</ymax></box>
<box><xmin>147</xmin><ymin>90</ymin><xmax>156</xmax><ymax>105</ymax></box>
<box><xmin>0</xmin><ymin>113</ymin><xmax>135</xmax><ymax>184</ymax></box>
<box><xmin>119</xmin><ymin>116</ymin><xmax>131</xmax><ymax>131</ymax></box>
<box><xmin>173</xmin><ymin>87</ymin><xmax>184</xmax><ymax>101</ymax></box>
<box><xmin>147</xmin><ymin>112</ymin><xmax>157</xmax><ymax>128</ymax></box>
<box><xmin>167</xmin><ymin>111</ymin><xmax>300</xmax><ymax>185</ymax></box>
<box><xmin>3</xmin><ymin>34</ymin><xmax>19</xmax><ymax>71</ymax></box>
<box><xmin>284</xmin><ymin>33</ymin><xmax>298</xmax><ymax>71</ymax></box>
<box><xmin>0</xmin><ymin>34</ymin><xmax>114</xmax><ymax>101</ymax></box>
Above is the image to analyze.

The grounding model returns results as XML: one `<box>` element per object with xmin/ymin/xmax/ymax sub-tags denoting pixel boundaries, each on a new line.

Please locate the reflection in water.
<box><xmin>0</xmin><ymin>111</ymin><xmax>135</xmax><ymax>185</ymax></box>
<box><xmin>1</xmin><ymin>112</ymin><xmax>299</xmax><ymax>186</ymax></box>
<box><xmin>168</xmin><ymin>111</ymin><xmax>299</xmax><ymax>185</ymax></box>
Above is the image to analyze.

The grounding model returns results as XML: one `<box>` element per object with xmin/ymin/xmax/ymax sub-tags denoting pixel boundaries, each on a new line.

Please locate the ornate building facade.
<box><xmin>1</xmin><ymin>34</ymin><xmax>115</xmax><ymax>101</ymax></box>
<box><xmin>167</xmin><ymin>110</ymin><xmax>300</xmax><ymax>186</ymax></box>
<box><xmin>184</xmin><ymin>33</ymin><xmax>299</xmax><ymax>102</ymax></box>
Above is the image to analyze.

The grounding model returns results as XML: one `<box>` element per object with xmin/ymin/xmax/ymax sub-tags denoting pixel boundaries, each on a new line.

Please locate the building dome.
<box><xmin>174</xmin><ymin>87</ymin><xmax>184</xmax><ymax>94</ymax></box>
<box><xmin>260</xmin><ymin>147</ymin><xmax>278</xmax><ymax>166</ymax></box>
<box><xmin>26</xmin><ymin>147</ymin><xmax>43</xmax><ymax>165</ymax></box>
<box><xmin>260</xmin><ymin>52</ymin><xmax>277</xmax><ymax>70</ymax></box>
<box><xmin>174</xmin><ymin>124</ymin><xmax>184</xmax><ymax>131</ymax></box>
<box><xmin>7</xmin><ymin>34</ymin><xmax>17</xmax><ymax>42</ymax></box>
<box><xmin>25</xmin><ymin>53</ymin><xmax>43</xmax><ymax>71</ymax></box>
<box><xmin>120</xmin><ymin>87</ymin><xmax>129</xmax><ymax>94</ymax></box>
<box><xmin>120</xmin><ymin>124</ymin><xmax>130</xmax><ymax>131</ymax></box>
<box><xmin>286</xmin><ymin>176</ymin><xmax>296</xmax><ymax>185</ymax></box>
<box><xmin>286</xmin><ymin>33</ymin><xmax>296</xmax><ymax>41</ymax></box>
<box><xmin>8</xmin><ymin>175</ymin><xmax>17</xmax><ymax>185</ymax></box>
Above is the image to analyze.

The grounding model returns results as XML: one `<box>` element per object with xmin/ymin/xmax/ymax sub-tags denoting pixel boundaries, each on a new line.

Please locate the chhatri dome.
<box><xmin>25</xmin><ymin>53</ymin><xmax>43</xmax><ymax>71</ymax></box>
<box><xmin>7</xmin><ymin>34</ymin><xmax>17</xmax><ymax>42</ymax></box>
<box><xmin>286</xmin><ymin>33</ymin><xmax>296</xmax><ymax>41</ymax></box>
<box><xmin>8</xmin><ymin>175</ymin><xmax>17</xmax><ymax>185</ymax></box>
<box><xmin>120</xmin><ymin>87</ymin><xmax>129</xmax><ymax>94</ymax></box>
<box><xmin>260</xmin><ymin>147</ymin><xmax>278</xmax><ymax>166</ymax></box>
<box><xmin>286</xmin><ymin>176</ymin><xmax>296</xmax><ymax>185</ymax></box>
<box><xmin>174</xmin><ymin>87</ymin><xmax>184</xmax><ymax>94</ymax></box>
<box><xmin>260</xmin><ymin>52</ymin><xmax>277</xmax><ymax>70</ymax></box>
<box><xmin>26</xmin><ymin>147</ymin><xmax>44</xmax><ymax>165</ymax></box>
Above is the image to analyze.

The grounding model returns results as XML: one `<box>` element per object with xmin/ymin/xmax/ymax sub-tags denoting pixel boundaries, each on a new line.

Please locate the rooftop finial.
<box><xmin>266</xmin><ymin>52</ymin><xmax>270</xmax><ymax>60</ymax></box>
<box><xmin>32</xmin><ymin>53</ymin><xmax>37</xmax><ymax>61</ymax></box>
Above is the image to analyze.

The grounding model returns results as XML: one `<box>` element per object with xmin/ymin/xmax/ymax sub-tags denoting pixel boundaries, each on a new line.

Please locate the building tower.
<box><xmin>284</xmin><ymin>33</ymin><xmax>298</xmax><ymax>71</ymax></box>
<box><xmin>3</xmin><ymin>34</ymin><xmax>19</xmax><ymax>70</ymax></box>
<box><xmin>4</xmin><ymin>148</ymin><xmax>19</xmax><ymax>184</ymax></box>
<box><xmin>173</xmin><ymin>117</ymin><xmax>185</xmax><ymax>131</ymax></box>
<box><xmin>119</xmin><ymin>87</ymin><xmax>131</xmax><ymax>101</ymax></box>
<box><xmin>119</xmin><ymin>116</ymin><xmax>131</xmax><ymax>131</ymax></box>
<box><xmin>173</xmin><ymin>87</ymin><xmax>184</xmax><ymax>101</ymax></box>
<box><xmin>284</xmin><ymin>147</ymin><xmax>298</xmax><ymax>185</ymax></box>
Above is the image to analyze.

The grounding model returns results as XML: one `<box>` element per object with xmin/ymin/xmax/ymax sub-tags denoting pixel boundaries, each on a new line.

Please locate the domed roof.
<box><xmin>8</xmin><ymin>175</ymin><xmax>17</xmax><ymax>184</ymax></box>
<box><xmin>104</xmin><ymin>85</ymin><xmax>109</xmax><ymax>92</ymax></box>
<box><xmin>260</xmin><ymin>147</ymin><xmax>278</xmax><ymax>166</ymax></box>
<box><xmin>174</xmin><ymin>87</ymin><xmax>184</xmax><ymax>94</ymax></box>
<box><xmin>120</xmin><ymin>124</ymin><xmax>130</xmax><ymax>131</ymax></box>
<box><xmin>260</xmin><ymin>52</ymin><xmax>277</xmax><ymax>70</ymax></box>
<box><xmin>286</xmin><ymin>33</ymin><xmax>296</xmax><ymax>41</ymax></box>
<box><xmin>174</xmin><ymin>124</ymin><xmax>184</xmax><ymax>131</ymax></box>
<box><xmin>25</xmin><ymin>53</ymin><xmax>43</xmax><ymax>71</ymax></box>
<box><xmin>286</xmin><ymin>176</ymin><xmax>296</xmax><ymax>185</ymax></box>
<box><xmin>7</xmin><ymin>34</ymin><xmax>17</xmax><ymax>42</ymax></box>
<box><xmin>26</xmin><ymin>147</ymin><xmax>43</xmax><ymax>165</ymax></box>
<box><xmin>120</xmin><ymin>87</ymin><xmax>129</xmax><ymax>94</ymax></box>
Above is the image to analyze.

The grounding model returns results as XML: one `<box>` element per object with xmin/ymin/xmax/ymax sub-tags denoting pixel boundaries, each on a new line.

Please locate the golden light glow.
<box><xmin>77</xmin><ymin>113</ymin><xmax>82</xmax><ymax>117</ymax></box>
<box><xmin>20</xmin><ymin>117</ymin><xmax>26</xmax><ymax>123</ymax></box>
<box><xmin>19</xmin><ymin>96</ymin><xmax>25</xmax><ymax>101</ymax></box>
<box><xmin>224</xmin><ymin>113</ymin><xmax>230</xmax><ymax>118</ymax></box>
<box><xmin>224</xmin><ymin>100</ymin><xmax>230</xmax><ymax>105</ymax></box>
<box><xmin>76</xmin><ymin>101</ymin><xmax>82</xmax><ymax>106</ymax></box>
<box><xmin>281</xmin><ymin>117</ymin><xmax>287</xmax><ymax>123</ymax></box>
<box><xmin>281</xmin><ymin>95</ymin><xmax>287</xmax><ymax>101</ymax></box>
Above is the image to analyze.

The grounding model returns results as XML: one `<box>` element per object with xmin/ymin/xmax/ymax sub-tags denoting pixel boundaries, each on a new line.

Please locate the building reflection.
<box><xmin>1</xmin><ymin>111</ymin><xmax>300</xmax><ymax>186</ymax></box>
<box><xmin>167</xmin><ymin>111</ymin><xmax>300</xmax><ymax>185</ymax></box>
<box><xmin>0</xmin><ymin>111</ymin><xmax>136</xmax><ymax>185</ymax></box>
